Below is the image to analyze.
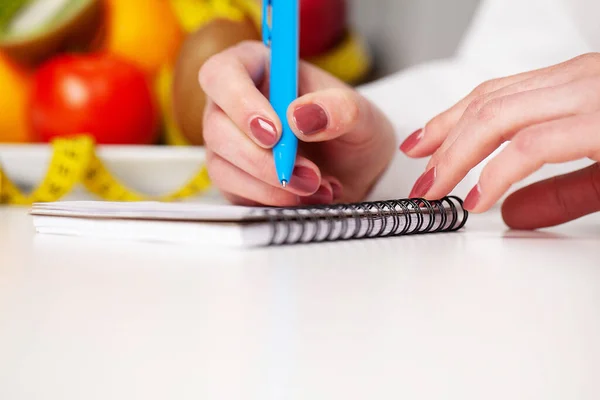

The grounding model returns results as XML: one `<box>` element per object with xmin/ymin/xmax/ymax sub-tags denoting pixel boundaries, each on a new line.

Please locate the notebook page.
<box><xmin>31</xmin><ymin>201</ymin><xmax>270</xmax><ymax>222</ymax></box>
<box><xmin>33</xmin><ymin>215</ymin><xmax>258</xmax><ymax>247</ymax></box>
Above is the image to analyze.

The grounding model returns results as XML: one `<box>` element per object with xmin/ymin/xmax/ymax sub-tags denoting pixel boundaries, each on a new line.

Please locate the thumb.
<box><xmin>287</xmin><ymin>87</ymin><xmax>391</xmax><ymax>145</ymax></box>
<box><xmin>502</xmin><ymin>163</ymin><xmax>600</xmax><ymax>230</ymax></box>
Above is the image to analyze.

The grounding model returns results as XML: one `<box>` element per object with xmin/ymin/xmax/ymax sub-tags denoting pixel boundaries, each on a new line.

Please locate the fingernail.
<box><xmin>464</xmin><ymin>184</ymin><xmax>482</xmax><ymax>210</ymax></box>
<box><xmin>302</xmin><ymin>184</ymin><xmax>334</xmax><ymax>205</ymax></box>
<box><xmin>329</xmin><ymin>181</ymin><xmax>344</xmax><ymax>200</ymax></box>
<box><xmin>293</xmin><ymin>104</ymin><xmax>328</xmax><ymax>135</ymax></box>
<box><xmin>400</xmin><ymin>129</ymin><xmax>424</xmax><ymax>153</ymax></box>
<box><xmin>288</xmin><ymin>166</ymin><xmax>320</xmax><ymax>194</ymax></box>
<box><xmin>250</xmin><ymin>117</ymin><xmax>278</xmax><ymax>147</ymax></box>
<box><xmin>409</xmin><ymin>167</ymin><xmax>437</xmax><ymax>198</ymax></box>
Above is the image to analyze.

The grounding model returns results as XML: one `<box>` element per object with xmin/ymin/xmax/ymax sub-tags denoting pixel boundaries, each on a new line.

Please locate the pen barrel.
<box><xmin>269</xmin><ymin>0</ymin><xmax>299</xmax><ymax>183</ymax></box>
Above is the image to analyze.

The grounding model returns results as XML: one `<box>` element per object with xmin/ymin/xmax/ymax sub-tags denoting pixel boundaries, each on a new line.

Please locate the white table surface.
<box><xmin>1</xmin><ymin>204</ymin><xmax>599</xmax><ymax>400</ymax></box>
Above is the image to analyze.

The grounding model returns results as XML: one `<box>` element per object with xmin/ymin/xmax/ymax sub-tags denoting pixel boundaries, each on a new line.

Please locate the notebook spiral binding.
<box><xmin>263</xmin><ymin>196</ymin><xmax>468</xmax><ymax>245</ymax></box>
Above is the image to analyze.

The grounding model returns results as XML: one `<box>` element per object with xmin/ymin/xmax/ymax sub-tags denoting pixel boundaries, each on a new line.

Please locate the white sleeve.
<box><xmin>360</xmin><ymin>0</ymin><xmax>596</xmax><ymax>202</ymax></box>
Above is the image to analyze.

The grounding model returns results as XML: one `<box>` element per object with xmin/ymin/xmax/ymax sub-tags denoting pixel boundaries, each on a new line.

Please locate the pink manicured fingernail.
<box><xmin>293</xmin><ymin>104</ymin><xmax>328</xmax><ymax>135</ymax></box>
<box><xmin>288</xmin><ymin>166</ymin><xmax>320</xmax><ymax>194</ymax></box>
<box><xmin>464</xmin><ymin>184</ymin><xmax>482</xmax><ymax>210</ymax></box>
<box><xmin>302</xmin><ymin>184</ymin><xmax>334</xmax><ymax>205</ymax></box>
<box><xmin>329</xmin><ymin>181</ymin><xmax>344</xmax><ymax>200</ymax></box>
<box><xmin>250</xmin><ymin>117</ymin><xmax>278</xmax><ymax>147</ymax></box>
<box><xmin>410</xmin><ymin>167</ymin><xmax>436</xmax><ymax>198</ymax></box>
<box><xmin>400</xmin><ymin>129</ymin><xmax>424</xmax><ymax>153</ymax></box>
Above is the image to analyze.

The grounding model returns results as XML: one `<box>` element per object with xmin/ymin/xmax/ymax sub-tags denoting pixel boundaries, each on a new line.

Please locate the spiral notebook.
<box><xmin>30</xmin><ymin>197</ymin><xmax>469</xmax><ymax>247</ymax></box>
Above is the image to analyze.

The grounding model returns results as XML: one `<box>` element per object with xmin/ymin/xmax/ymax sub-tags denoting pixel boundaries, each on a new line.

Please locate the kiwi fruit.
<box><xmin>172</xmin><ymin>17</ymin><xmax>260</xmax><ymax>146</ymax></box>
<box><xmin>0</xmin><ymin>0</ymin><xmax>103</xmax><ymax>66</ymax></box>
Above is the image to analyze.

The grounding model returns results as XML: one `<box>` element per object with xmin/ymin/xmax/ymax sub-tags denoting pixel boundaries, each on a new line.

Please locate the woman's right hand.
<box><xmin>198</xmin><ymin>41</ymin><xmax>396</xmax><ymax>207</ymax></box>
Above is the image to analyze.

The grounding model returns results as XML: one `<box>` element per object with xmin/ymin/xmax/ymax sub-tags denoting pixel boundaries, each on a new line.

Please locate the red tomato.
<box><xmin>300</xmin><ymin>0</ymin><xmax>347</xmax><ymax>58</ymax></box>
<box><xmin>29</xmin><ymin>53</ymin><xmax>159</xmax><ymax>145</ymax></box>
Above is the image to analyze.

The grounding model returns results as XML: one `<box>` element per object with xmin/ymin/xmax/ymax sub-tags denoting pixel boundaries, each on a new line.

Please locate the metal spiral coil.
<box><xmin>264</xmin><ymin>196</ymin><xmax>469</xmax><ymax>246</ymax></box>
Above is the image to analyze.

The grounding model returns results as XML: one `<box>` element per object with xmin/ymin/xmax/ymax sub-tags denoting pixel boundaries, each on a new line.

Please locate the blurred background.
<box><xmin>351</xmin><ymin>0</ymin><xmax>480</xmax><ymax>76</ymax></box>
<box><xmin>0</xmin><ymin>0</ymin><xmax>481</xmax><ymax>147</ymax></box>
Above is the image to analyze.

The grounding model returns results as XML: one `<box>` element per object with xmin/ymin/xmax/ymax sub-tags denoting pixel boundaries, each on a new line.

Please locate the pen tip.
<box><xmin>281</xmin><ymin>180</ymin><xmax>288</xmax><ymax>188</ymax></box>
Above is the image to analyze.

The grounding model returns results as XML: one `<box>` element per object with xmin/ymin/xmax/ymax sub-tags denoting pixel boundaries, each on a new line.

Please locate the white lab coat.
<box><xmin>362</xmin><ymin>0</ymin><xmax>600</xmax><ymax>202</ymax></box>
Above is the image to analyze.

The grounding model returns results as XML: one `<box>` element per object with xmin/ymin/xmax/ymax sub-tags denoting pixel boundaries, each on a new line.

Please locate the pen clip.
<box><xmin>262</xmin><ymin>0</ymin><xmax>272</xmax><ymax>48</ymax></box>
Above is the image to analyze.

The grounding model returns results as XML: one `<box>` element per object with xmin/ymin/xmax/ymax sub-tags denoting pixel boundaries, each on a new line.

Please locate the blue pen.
<box><xmin>263</xmin><ymin>0</ymin><xmax>299</xmax><ymax>187</ymax></box>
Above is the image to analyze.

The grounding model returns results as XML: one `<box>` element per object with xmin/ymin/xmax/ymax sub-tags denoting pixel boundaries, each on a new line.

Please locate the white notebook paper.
<box><xmin>31</xmin><ymin>197</ymin><xmax>469</xmax><ymax>248</ymax></box>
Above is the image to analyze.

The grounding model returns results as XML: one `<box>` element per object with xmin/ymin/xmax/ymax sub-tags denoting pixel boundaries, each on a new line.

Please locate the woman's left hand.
<box><xmin>401</xmin><ymin>52</ymin><xmax>600</xmax><ymax>230</ymax></box>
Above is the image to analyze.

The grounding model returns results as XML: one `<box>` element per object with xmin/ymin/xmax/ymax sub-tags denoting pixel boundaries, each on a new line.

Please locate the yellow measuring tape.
<box><xmin>0</xmin><ymin>136</ymin><xmax>211</xmax><ymax>206</ymax></box>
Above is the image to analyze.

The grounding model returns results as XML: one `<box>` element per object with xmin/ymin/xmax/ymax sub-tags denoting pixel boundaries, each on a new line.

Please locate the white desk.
<box><xmin>1</xmin><ymin>205</ymin><xmax>599</xmax><ymax>400</ymax></box>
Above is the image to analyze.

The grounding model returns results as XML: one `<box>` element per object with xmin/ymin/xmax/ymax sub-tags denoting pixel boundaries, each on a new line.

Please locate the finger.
<box><xmin>461</xmin><ymin>111</ymin><xmax>600</xmax><ymax>213</ymax></box>
<box><xmin>403</xmin><ymin>70</ymin><xmax>548</xmax><ymax>157</ymax></box>
<box><xmin>203</xmin><ymin>101</ymin><xmax>322</xmax><ymax>196</ymax></box>
<box><xmin>199</xmin><ymin>41</ymin><xmax>281</xmax><ymax>148</ymax></box>
<box><xmin>199</xmin><ymin>40</ymin><xmax>351</xmax><ymax>149</ymax></box>
<box><xmin>221</xmin><ymin>193</ymin><xmax>265</xmax><ymax>207</ymax></box>
<box><xmin>300</xmin><ymin>180</ymin><xmax>334</xmax><ymax>205</ymax></box>
<box><xmin>404</xmin><ymin>53</ymin><xmax>600</xmax><ymax>158</ymax></box>
<box><xmin>425</xmin><ymin>74</ymin><xmax>578</xmax><ymax>163</ymax></box>
<box><xmin>427</xmin><ymin>66</ymin><xmax>600</xmax><ymax>163</ymax></box>
<box><xmin>293</xmin><ymin>60</ymin><xmax>390</xmax><ymax>145</ymax></box>
<box><xmin>501</xmin><ymin>163</ymin><xmax>600</xmax><ymax>230</ymax></box>
<box><xmin>288</xmin><ymin>87</ymin><xmax>382</xmax><ymax>144</ymax></box>
<box><xmin>206</xmin><ymin>150</ymin><xmax>301</xmax><ymax>207</ymax></box>
<box><xmin>416</xmin><ymin>78</ymin><xmax>600</xmax><ymax>199</ymax></box>
<box><xmin>322</xmin><ymin>175</ymin><xmax>344</xmax><ymax>201</ymax></box>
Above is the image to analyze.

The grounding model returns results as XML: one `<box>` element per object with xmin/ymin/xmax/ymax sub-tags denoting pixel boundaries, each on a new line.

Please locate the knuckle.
<box><xmin>205</xmin><ymin>152</ymin><xmax>225</xmax><ymax>185</ymax></box>
<box><xmin>465</xmin><ymin>95</ymin><xmax>504</xmax><ymax>123</ymax></box>
<box><xmin>473</xmin><ymin>79</ymin><xmax>498</xmax><ymax>97</ymax></box>
<box><xmin>512</xmin><ymin>129</ymin><xmax>539</xmax><ymax>156</ymax></box>
<box><xmin>476</xmin><ymin>97</ymin><xmax>504</xmax><ymax>123</ymax></box>
<box><xmin>464</xmin><ymin>95</ymin><xmax>487</xmax><ymax>119</ymax></box>
<box><xmin>200</xmin><ymin>110</ymin><xmax>220</xmax><ymax>149</ymax></box>
<box><xmin>198</xmin><ymin>57</ymin><xmax>218</xmax><ymax>90</ymax></box>
<box><xmin>343</xmin><ymin>91</ymin><xmax>361</xmax><ymax>125</ymax></box>
<box><xmin>333</xmin><ymin>89</ymin><xmax>361</xmax><ymax>132</ymax></box>
<box><xmin>572</xmin><ymin>52</ymin><xmax>600</xmax><ymax>67</ymax></box>
<box><xmin>198</xmin><ymin>52</ymin><xmax>229</xmax><ymax>89</ymax></box>
<box><xmin>234</xmin><ymin>39</ymin><xmax>263</xmax><ymax>53</ymax></box>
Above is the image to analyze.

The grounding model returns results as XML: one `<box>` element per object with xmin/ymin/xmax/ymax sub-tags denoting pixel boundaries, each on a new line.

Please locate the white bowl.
<box><xmin>0</xmin><ymin>144</ymin><xmax>222</xmax><ymax>201</ymax></box>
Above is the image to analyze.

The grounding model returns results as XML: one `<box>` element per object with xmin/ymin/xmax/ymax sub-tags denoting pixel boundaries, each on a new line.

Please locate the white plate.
<box><xmin>0</xmin><ymin>144</ymin><xmax>223</xmax><ymax>201</ymax></box>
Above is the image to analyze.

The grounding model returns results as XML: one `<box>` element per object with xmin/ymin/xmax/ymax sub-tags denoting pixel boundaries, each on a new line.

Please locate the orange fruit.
<box><xmin>101</xmin><ymin>0</ymin><xmax>184</xmax><ymax>77</ymax></box>
<box><xmin>0</xmin><ymin>52</ymin><xmax>33</xmax><ymax>143</ymax></box>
